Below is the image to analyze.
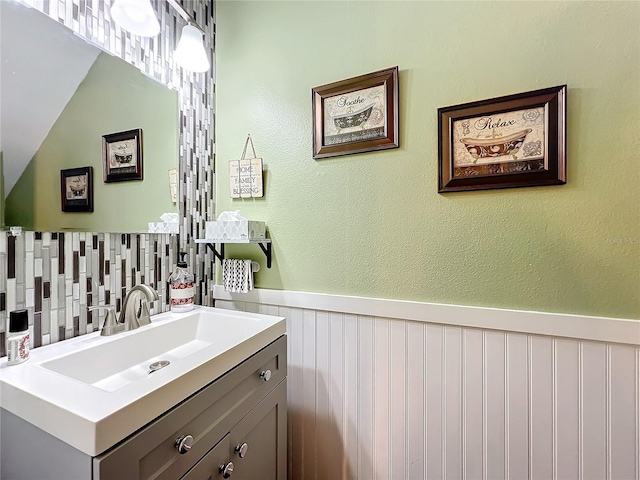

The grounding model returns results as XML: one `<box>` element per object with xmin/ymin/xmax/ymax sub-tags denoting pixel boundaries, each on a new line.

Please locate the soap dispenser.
<box><xmin>169</xmin><ymin>252</ymin><xmax>195</xmax><ymax>312</ymax></box>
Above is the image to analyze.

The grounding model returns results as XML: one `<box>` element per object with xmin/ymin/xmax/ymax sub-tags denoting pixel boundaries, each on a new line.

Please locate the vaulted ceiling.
<box><xmin>1</xmin><ymin>0</ymin><xmax>99</xmax><ymax>196</ymax></box>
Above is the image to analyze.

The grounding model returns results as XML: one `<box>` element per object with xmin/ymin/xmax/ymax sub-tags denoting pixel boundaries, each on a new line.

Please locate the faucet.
<box><xmin>119</xmin><ymin>284</ymin><xmax>160</xmax><ymax>331</ymax></box>
<box><xmin>88</xmin><ymin>305</ymin><xmax>123</xmax><ymax>336</ymax></box>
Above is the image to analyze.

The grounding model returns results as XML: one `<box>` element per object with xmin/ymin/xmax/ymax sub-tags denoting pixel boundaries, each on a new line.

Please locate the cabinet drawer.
<box><xmin>94</xmin><ymin>335</ymin><xmax>286</xmax><ymax>480</ymax></box>
<box><xmin>180</xmin><ymin>434</ymin><xmax>230</xmax><ymax>480</ymax></box>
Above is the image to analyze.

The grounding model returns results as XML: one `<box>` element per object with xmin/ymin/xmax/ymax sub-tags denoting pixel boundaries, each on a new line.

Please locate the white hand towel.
<box><xmin>223</xmin><ymin>259</ymin><xmax>254</xmax><ymax>293</ymax></box>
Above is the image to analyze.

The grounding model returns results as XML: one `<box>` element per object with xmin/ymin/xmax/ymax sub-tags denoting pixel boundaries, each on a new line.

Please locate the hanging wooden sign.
<box><xmin>229</xmin><ymin>135</ymin><xmax>264</xmax><ymax>198</ymax></box>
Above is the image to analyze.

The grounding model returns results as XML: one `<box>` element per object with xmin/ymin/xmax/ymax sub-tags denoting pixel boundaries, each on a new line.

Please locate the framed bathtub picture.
<box><xmin>61</xmin><ymin>166</ymin><xmax>93</xmax><ymax>212</ymax></box>
<box><xmin>438</xmin><ymin>85</ymin><xmax>566</xmax><ymax>192</ymax></box>
<box><xmin>312</xmin><ymin>66</ymin><xmax>399</xmax><ymax>159</ymax></box>
<box><xmin>102</xmin><ymin>128</ymin><xmax>143</xmax><ymax>182</ymax></box>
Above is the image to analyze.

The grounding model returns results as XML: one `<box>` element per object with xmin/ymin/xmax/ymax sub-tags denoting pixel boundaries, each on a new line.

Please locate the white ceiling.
<box><xmin>1</xmin><ymin>0</ymin><xmax>100</xmax><ymax>196</ymax></box>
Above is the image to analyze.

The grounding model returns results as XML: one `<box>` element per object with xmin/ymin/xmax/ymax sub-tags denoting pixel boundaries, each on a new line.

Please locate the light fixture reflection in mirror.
<box><xmin>110</xmin><ymin>0</ymin><xmax>160</xmax><ymax>38</ymax></box>
<box><xmin>1</xmin><ymin>1</ymin><xmax>179</xmax><ymax>232</ymax></box>
<box><xmin>175</xmin><ymin>24</ymin><xmax>210</xmax><ymax>73</ymax></box>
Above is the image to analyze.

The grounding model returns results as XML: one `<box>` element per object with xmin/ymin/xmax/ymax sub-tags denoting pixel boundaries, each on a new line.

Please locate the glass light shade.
<box><xmin>111</xmin><ymin>0</ymin><xmax>160</xmax><ymax>37</ymax></box>
<box><xmin>174</xmin><ymin>24</ymin><xmax>210</xmax><ymax>73</ymax></box>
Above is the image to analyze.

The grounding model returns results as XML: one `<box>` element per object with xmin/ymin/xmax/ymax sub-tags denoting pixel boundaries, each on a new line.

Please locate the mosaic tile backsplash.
<box><xmin>0</xmin><ymin>232</ymin><xmax>176</xmax><ymax>356</ymax></box>
<box><xmin>1</xmin><ymin>0</ymin><xmax>217</xmax><ymax>355</ymax></box>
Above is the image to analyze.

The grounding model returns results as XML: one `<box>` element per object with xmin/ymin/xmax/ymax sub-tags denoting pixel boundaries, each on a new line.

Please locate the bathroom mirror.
<box><xmin>0</xmin><ymin>1</ymin><xmax>179</xmax><ymax>232</ymax></box>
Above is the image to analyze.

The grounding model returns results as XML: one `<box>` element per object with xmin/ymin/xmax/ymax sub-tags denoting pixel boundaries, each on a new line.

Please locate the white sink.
<box><xmin>41</xmin><ymin>311</ymin><xmax>261</xmax><ymax>392</ymax></box>
<box><xmin>0</xmin><ymin>306</ymin><xmax>285</xmax><ymax>456</ymax></box>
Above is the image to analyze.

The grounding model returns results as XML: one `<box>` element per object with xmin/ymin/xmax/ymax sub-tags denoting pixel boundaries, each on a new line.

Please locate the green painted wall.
<box><xmin>5</xmin><ymin>51</ymin><xmax>179</xmax><ymax>232</ymax></box>
<box><xmin>216</xmin><ymin>1</ymin><xmax>639</xmax><ymax>319</ymax></box>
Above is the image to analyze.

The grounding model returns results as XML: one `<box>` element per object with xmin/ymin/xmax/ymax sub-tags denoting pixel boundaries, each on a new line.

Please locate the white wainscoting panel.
<box><xmin>215</xmin><ymin>288</ymin><xmax>639</xmax><ymax>480</ymax></box>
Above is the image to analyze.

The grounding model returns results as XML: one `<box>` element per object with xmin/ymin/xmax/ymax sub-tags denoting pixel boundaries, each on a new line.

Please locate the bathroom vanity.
<box><xmin>0</xmin><ymin>307</ymin><xmax>287</xmax><ymax>480</ymax></box>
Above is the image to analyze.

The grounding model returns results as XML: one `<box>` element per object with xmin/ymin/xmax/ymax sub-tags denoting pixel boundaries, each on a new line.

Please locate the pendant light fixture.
<box><xmin>167</xmin><ymin>0</ymin><xmax>211</xmax><ymax>73</ymax></box>
<box><xmin>174</xmin><ymin>24</ymin><xmax>210</xmax><ymax>72</ymax></box>
<box><xmin>110</xmin><ymin>0</ymin><xmax>160</xmax><ymax>38</ymax></box>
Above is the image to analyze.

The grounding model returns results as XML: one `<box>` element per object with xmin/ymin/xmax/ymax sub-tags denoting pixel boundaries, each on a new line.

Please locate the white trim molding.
<box><xmin>213</xmin><ymin>286</ymin><xmax>639</xmax><ymax>345</ymax></box>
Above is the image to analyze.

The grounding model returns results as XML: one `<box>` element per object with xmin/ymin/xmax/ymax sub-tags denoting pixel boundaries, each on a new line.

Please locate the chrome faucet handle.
<box><xmin>88</xmin><ymin>305</ymin><xmax>124</xmax><ymax>336</ymax></box>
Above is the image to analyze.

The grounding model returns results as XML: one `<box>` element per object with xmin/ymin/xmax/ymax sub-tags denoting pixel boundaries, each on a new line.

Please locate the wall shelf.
<box><xmin>195</xmin><ymin>238</ymin><xmax>272</xmax><ymax>268</ymax></box>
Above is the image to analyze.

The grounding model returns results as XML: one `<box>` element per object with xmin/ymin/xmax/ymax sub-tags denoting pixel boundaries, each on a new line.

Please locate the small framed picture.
<box><xmin>438</xmin><ymin>85</ymin><xmax>566</xmax><ymax>192</ymax></box>
<box><xmin>102</xmin><ymin>128</ymin><xmax>143</xmax><ymax>182</ymax></box>
<box><xmin>312</xmin><ymin>66</ymin><xmax>399</xmax><ymax>159</ymax></box>
<box><xmin>61</xmin><ymin>167</ymin><xmax>93</xmax><ymax>212</ymax></box>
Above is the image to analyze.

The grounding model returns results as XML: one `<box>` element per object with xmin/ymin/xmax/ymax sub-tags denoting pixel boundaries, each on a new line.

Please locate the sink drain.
<box><xmin>149</xmin><ymin>360</ymin><xmax>170</xmax><ymax>374</ymax></box>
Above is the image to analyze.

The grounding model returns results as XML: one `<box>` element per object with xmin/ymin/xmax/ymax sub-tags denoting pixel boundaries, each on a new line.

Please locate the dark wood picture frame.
<box><xmin>61</xmin><ymin>166</ymin><xmax>93</xmax><ymax>212</ymax></box>
<box><xmin>102</xmin><ymin>128</ymin><xmax>143</xmax><ymax>182</ymax></box>
<box><xmin>438</xmin><ymin>85</ymin><xmax>566</xmax><ymax>193</ymax></box>
<box><xmin>312</xmin><ymin>66</ymin><xmax>399</xmax><ymax>159</ymax></box>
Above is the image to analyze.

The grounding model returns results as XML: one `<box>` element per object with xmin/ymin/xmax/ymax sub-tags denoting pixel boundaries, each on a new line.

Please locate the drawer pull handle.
<box><xmin>235</xmin><ymin>442</ymin><xmax>249</xmax><ymax>458</ymax></box>
<box><xmin>220</xmin><ymin>461</ymin><xmax>234</xmax><ymax>478</ymax></box>
<box><xmin>260</xmin><ymin>369</ymin><xmax>272</xmax><ymax>382</ymax></box>
<box><xmin>175</xmin><ymin>434</ymin><xmax>193</xmax><ymax>454</ymax></box>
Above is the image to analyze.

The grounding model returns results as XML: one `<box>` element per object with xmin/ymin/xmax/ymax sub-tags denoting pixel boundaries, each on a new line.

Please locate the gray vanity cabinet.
<box><xmin>95</xmin><ymin>335</ymin><xmax>287</xmax><ymax>480</ymax></box>
<box><xmin>226</xmin><ymin>380</ymin><xmax>287</xmax><ymax>480</ymax></box>
<box><xmin>183</xmin><ymin>380</ymin><xmax>287</xmax><ymax>480</ymax></box>
<box><xmin>0</xmin><ymin>336</ymin><xmax>287</xmax><ymax>480</ymax></box>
